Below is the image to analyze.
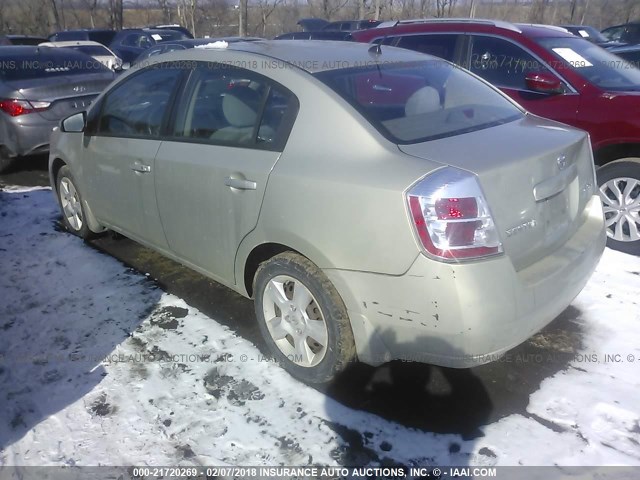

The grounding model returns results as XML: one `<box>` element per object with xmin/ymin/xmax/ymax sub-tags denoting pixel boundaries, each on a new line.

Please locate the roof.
<box><xmin>365</xmin><ymin>18</ymin><xmax>574</xmax><ymax>39</ymax></box>
<box><xmin>194</xmin><ymin>39</ymin><xmax>433</xmax><ymax>73</ymax></box>
<box><xmin>162</xmin><ymin>37</ymin><xmax>262</xmax><ymax>47</ymax></box>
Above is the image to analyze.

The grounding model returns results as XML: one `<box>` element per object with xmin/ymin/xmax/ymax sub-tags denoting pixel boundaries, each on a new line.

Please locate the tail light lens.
<box><xmin>407</xmin><ymin>167</ymin><xmax>503</xmax><ymax>261</ymax></box>
<box><xmin>0</xmin><ymin>99</ymin><xmax>51</xmax><ymax>117</ymax></box>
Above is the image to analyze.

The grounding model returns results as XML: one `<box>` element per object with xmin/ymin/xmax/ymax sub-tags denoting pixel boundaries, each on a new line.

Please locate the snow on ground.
<box><xmin>0</xmin><ymin>187</ymin><xmax>639</xmax><ymax>467</ymax></box>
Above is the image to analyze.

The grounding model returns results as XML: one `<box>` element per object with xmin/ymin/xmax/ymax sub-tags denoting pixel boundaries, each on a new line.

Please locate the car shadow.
<box><xmin>322</xmin><ymin>305</ymin><xmax>585</xmax><ymax>435</ymax></box>
<box><xmin>321</xmin><ymin>331</ymin><xmax>490</xmax><ymax>469</ymax></box>
<box><xmin>0</xmin><ymin>155</ymin><xmax>50</xmax><ymax>189</ymax></box>
<box><xmin>0</xmin><ymin>189</ymin><xmax>163</xmax><ymax>451</ymax></box>
<box><xmin>86</xmin><ymin>233</ymin><xmax>588</xmax><ymax>437</ymax></box>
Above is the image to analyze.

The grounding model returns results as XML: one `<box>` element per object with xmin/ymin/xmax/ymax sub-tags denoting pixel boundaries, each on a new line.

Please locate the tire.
<box><xmin>253</xmin><ymin>252</ymin><xmax>356</xmax><ymax>384</ymax></box>
<box><xmin>56</xmin><ymin>165</ymin><xmax>95</xmax><ymax>240</ymax></box>
<box><xmin>597</xmin><ymin>159</ymin><xmax>640</xmax><ymax>255</ymax></box>
<box><xmin>0</xmin><ymin>150</ymin><xmax>15</xmax><ymax>174</ymax></box>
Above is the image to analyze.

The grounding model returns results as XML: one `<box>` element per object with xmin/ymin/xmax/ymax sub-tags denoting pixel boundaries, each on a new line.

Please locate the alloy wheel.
<box><xmin>599</xmin><ymin>177</ymin><xmax>640</xmax><ymax>243</ymax></box>
<box><xmin>59</xmin><ymin>177</ymin><xmax>84</xmax><ymax>232</ymax></box>
<box><xmin>261</xmin><ymin>275</ymin><xmax>329</xmax><ymax>367</ymax></box>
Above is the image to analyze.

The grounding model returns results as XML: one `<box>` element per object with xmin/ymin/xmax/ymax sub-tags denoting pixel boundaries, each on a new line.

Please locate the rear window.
<box><xmin>0</xmin><ymin>49</ymin><xmax>109</xmax><ymax>81</ymax></box>
<box><xmin>315</xmin><ymin>60</ymin><xmax>523</xmax><ymax>144</ymax></box>
<box><xmin>155</xmin><ymin>31</ymin><xmax>190</xmax><ymax>42</ymax></box>
<box><xmin>69</xmin><ymin>45</ymin><xmax>112</xmax><ymax>57</ymax></box>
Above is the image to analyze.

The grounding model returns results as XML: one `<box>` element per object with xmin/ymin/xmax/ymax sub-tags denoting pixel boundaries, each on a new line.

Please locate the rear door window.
<box><xmin>396</xmin><ymin>34</ymin><xmax>462</xmax><ymax>62</ymax></box>
<box><xmin>171</xmin><ymin>63</ymin><xmax>298</xmax><ymax>151</ymax></box>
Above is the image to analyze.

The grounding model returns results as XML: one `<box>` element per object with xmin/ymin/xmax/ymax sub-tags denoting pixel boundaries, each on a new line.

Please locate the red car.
<box><xmin>353</xmin><ymin>20</ymin><xmax>640</xmax><ymax>254</ymax></box>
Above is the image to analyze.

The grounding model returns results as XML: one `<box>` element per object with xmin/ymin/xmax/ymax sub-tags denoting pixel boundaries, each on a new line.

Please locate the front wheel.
<box><xmin>597</xmin><ymin>159</ymin><xmax>640</xmax><ymax>255</ymax></box>
<box><xmin>253</xmin><ymin>252</ymin><xmax>356</xmax><ymax>384</ymax></box>
<box><xmin>56</xmin><ymin>165</ymin><xmax>95</xmax><ymax>240</ymax></box>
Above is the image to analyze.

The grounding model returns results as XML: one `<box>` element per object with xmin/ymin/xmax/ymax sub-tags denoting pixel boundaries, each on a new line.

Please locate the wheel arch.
<box><xmin>594</xmin><ymin>143</ymin><xmax>640</xmax><ymax>167</ymax></box>
<box><xmin>52</xmin><ymin>160</ymin><xmax>106</xmax><ymax>234</ymax></box>
<box><xmin>50</xmin><ymin>157</ymin><xmax>67</xmax><ymax>193</ymax></box>
<box><xmin>242</xmin><ymin>242</ymin><xmax>301</xmax><ymax>298</ymax></box>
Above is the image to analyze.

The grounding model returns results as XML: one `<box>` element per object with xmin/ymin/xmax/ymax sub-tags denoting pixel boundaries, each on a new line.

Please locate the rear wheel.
<box><xmin>56</xmin><ymin>165</ymin><xmax>95</xmax><ymax>240</ymax></box>
<box><xmin>597</xmin><ymin>159</ymin><xmax>640</xmax><ymax>255</ymax></box>
<box><xmin>253</xmin><ymin>252</ymin><xmax>356</xmax><ymax>384</ymax></box>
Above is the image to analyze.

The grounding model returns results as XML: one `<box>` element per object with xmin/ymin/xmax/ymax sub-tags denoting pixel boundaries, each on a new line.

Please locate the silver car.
<box><xmin>49</xmin><ymin>41</ymin><xmax>606</xmax><ymax>383</ymax></box>
<box><xmin>0</xmin><ymin>46</ymin><xmax>114</xmax><ymax>172</ymax></box>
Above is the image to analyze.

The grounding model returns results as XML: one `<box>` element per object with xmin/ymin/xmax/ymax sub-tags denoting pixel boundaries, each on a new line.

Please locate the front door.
<box><xmin>466</xmin><ymin>34</ymin><xmax>580</xmax><ymax>127</ymax></box>
<box><xmin>83</xmin><ymin>65</ymin><xmax>184</xmax><ymax>247</ymax></box>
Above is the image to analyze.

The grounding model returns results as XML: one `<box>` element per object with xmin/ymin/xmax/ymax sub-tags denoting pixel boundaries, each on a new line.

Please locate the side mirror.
<box><xmin>61</xmin><ymin>111</ymin><xmax>86</xmax><ymax>133</ymax></box>
<box><xmin>525</xmin><ymin>72</ymin><xmax>564</xmax><ymax>95</ymax></box>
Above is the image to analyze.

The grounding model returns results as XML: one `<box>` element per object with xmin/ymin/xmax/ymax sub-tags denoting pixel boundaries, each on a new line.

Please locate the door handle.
<box><xmin>131</xmin><ymin>162</ymin><xmax>151</xmax><ymax>173</ymax></box>
<box><xmin>224</xmin><ymin>176</ymin><xmax>257</xmax><ymax>190</ymax></box>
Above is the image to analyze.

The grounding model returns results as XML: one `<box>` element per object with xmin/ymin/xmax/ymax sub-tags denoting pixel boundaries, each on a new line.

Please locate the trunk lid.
<box><xmin>399</xmin><ymin>115</ymin><xmax>596</xmax><ymax>270</ymax></box>
<box><xmin>6</xmin><ymin>72</ymin><xmax>113</xmax><ymax>121</ymax></box>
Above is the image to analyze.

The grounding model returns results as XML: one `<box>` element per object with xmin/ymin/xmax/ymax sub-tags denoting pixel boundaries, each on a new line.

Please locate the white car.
<box><xmin>39</xmin><ymin>40</ymin><xmax>123</xmax><ymax>70</ymax></box>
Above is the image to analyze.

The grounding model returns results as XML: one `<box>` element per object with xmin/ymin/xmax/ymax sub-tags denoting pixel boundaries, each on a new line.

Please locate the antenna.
<box><xmin>368</xmin><ymin>20</ymin><xmax>399</xmax><ymax>56</ymax></box>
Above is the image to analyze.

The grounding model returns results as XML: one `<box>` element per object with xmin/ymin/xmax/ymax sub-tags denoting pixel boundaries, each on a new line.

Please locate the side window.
<box><xmin>138</xmin><ymin>35</ymin><xmax>153</xmax><ymax>49</ymax></box>
<box><xmin>173</xmin><ymin>65</ymin><xmax>298</xmax><ymax>150</ymax></box>
<box><xmin>122</xmin><ymin>34</ymin><xmax>140</xmax><ymax>47</ymax></box>
<box><xmin>97</xmin><ymin>66</ymin><xmax>182</xmax><ymax>138</ymax></box>
<box><xmin>468</xmin><ymin>35</ymin><xmax>552</xmax><ymax>90</ymax></box>
<box><xmin>626</xmin><ymin>25</ymin><xmax>640</xmax><ymax>44</ymax></box>
<box><xmin>396</xmin><ymin>34</ymin><xmax>460</xmax><ymax>62</ymax></box>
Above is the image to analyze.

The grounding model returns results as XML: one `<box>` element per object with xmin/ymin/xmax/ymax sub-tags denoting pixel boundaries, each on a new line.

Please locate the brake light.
<box><xmin>0</xmin><ymin>99</ymin><xmax>51</xmax><ymax>117</ymax></box>
<box><xmin>407</xmin><ymin>167</ymin><xmax>503</xmax><ymax>261</ymax></box>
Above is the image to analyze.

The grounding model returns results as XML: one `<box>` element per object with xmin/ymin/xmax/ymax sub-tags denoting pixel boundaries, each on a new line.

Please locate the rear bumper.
<box><xmin>0</xmin><ymin>116</ymin><xmax>56</xmax><ymax>157</ymax></box>
<box><xmin>325</xmin><ymin>195</ymin><xmax>606</xmax><ymax>368</ymax></box>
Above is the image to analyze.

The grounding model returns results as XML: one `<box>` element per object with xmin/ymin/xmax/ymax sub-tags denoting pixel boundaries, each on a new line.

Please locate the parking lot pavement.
<box><xmin>1</xmin><ymin>169</ymin><xmax>639</xmax><ymax>466</ymax></box>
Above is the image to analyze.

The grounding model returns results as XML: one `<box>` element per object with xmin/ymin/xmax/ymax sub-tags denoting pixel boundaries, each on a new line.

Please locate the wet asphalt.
<box><xmin>1</xmin><ymin>157</ymin><xmax>587</xmax><ymax>439</ymax></box>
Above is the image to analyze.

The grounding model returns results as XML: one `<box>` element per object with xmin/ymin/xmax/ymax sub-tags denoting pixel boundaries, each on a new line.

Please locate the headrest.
<box><xmin>222</xmin><ymin>86</ymin><xmax>261</xmax><ymax>127</ymax></box>
<box><xmin>405</xmin><ymin>86</ymin><xmax>441</xmax><ymax>117</ymax></box>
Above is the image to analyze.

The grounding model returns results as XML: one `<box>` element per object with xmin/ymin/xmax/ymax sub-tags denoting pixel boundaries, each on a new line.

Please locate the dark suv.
<box><xmin>109</xmin><ymin>28</ymin><xmax>190</xmax><ymax>63</ymax></box>
<box><xmin>353</xmin><ymin>19</ymin><xmax>640</xmax><ymax>254</ymax></box>
<box><xmin>602</xmin><ymin>21</ymin><xmax>640</xmax><ymax>45</ymax></box>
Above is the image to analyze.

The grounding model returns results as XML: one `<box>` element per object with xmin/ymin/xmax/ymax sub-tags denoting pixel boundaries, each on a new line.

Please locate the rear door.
<box><xmin>83</xmin><ymin>64</ymin><xmax>184</xmax><ymax>246</ymax></box>
<box><xmin>154</xmin><ymin>63</ymin><xmax>298</xmax><ymax>283</ymax></box>
<box><xmin>464</xmin><ymin>34</ymin><xmax>580</xmax><ymax>127</ymax></box>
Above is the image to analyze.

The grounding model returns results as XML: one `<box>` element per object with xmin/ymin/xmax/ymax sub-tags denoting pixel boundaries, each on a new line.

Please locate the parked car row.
<box><xmin>3</xmin><ymin>18</ymin><xmax>640</xmax><ymax>254</ymax></box>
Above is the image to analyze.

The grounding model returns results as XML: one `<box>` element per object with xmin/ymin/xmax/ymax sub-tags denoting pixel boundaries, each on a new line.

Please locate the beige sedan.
<box><xmin>49</xmin><ymin>41</ymin><xmax>605</xmax><ymax>383</ymax></box>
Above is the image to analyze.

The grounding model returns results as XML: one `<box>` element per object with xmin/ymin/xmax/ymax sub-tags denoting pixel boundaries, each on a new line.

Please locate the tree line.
<box><xmin>0</xmin><ymin>0</ymin><xmax>638</xmax><ymax>40</ymax></box>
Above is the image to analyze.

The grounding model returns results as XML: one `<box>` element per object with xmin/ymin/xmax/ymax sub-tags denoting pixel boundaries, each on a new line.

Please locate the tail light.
<box><xmin>407</xmin><ymin>167</ymin><xmax>503</xmax><ymax>261</ymax></box>
<box><xmin>0</xmin><ymin>99</ymin><xmax>51</xmax><ymax>117</ymax></box>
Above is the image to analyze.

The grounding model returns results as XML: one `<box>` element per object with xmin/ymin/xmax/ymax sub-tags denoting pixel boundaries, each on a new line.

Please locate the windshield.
<box><xmin>570</xmin><ymin>26</ymin><xmax>608</xmax><ymax>43</ymax></box>
<box><xmin>0</xmin><ymin>49</ymin><xmax>110</xmax><ymax>81</ymax></box>
<box><xmin>537</xmin><ymin>37</ymin><xmax>640</xmax><ymax>91</ymax></box>
<box><xmin>315</xmin><ymin>60</ymin><xmax>523</xmax><ymax>144</ymax></box>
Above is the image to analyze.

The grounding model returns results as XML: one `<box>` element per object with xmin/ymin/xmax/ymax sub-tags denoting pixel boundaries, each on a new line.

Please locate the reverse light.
<box><xmin>0</xmin><ymin>99</ymin><xmax>51</xmax><ymax>117</ymax></box>
<box><xmin>407</xmin><ymin>167</ymin><xmax>503</xmax><ymax>261</ymax></box>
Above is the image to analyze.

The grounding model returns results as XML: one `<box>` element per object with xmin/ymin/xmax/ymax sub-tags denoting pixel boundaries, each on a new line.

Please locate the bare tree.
<box><xmin>178</xmin><ymin>0</ymin><xmax>198</xmax><ymax>36</ymax></box>
<box><xmin>254</xmin><ymin>0</ymin><xmax>285</xmax><ymax>36</ymax></box>
<box><xmin>156</xmin><ymin>0</ymin><xmax>172</xmax><ymax>23</ymax></box>
<box><xmin>49</xmin><ymin>0</ymin><xmax>62</xmax><ymax>30</ymax></box>
<box><xmin>107</xmin><ymin>0</ymin><xmax>123</xmax><ymax>29</ymax></box>
<box><xmin>238</xmin><ymin>0</ymin><xmax>247</xmax><ymax>35</ymax></box>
